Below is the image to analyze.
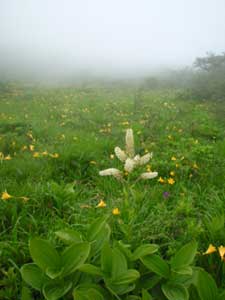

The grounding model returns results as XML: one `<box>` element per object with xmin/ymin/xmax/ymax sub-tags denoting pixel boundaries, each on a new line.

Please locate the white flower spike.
<box><xmin>140</xmin><ymin>172</ymin><xmax>158</xmax><ymax>180</ymax></box>
<box><xmin>114</xmin><ymin>147</ymin><xmax>127</xmax><ymax>162</ymax></box>
<box><xmin>125</xmin><ymin>129</ymin><xmax>135</xmax><ymax>157</ymax></box>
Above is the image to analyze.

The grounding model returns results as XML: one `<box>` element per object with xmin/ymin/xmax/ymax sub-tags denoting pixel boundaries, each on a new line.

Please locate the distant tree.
<box><xmin>194</xmin><ymin>52</ymin><xmax>225</xmax><ymax>72</ymax></box>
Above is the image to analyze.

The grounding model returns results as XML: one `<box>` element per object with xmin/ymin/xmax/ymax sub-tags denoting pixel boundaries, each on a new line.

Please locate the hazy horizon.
<box><xmin>1</xmin><ymin>0</ymin><xmax>225</xmax><ymax>81</ymax></box>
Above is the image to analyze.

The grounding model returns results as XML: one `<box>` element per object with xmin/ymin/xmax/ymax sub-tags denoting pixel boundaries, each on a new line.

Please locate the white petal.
<box><xmin>99</xmin><ymin>168</ymin><xmax>122</xmax><ymax>179</ymax></box>
<box><xmin>125</xmin><ymin>128</ymin><xmax>135</xmax><ymax>157</ymax></box>
<box><xmin>139</xmin><ymin>153</ymin><xmax>153</xmax><ymax>165</ymax></box>
<box><xmin>124</xmin><ymin>158</ymin><xmax>135</xmax><ymax>173</ymax></box>
<box><xmin>140</xmin><ymin>172</ymin><xmax>158</xmax><ymax>180</ymax></box>
<box><xmin>133</xmin><ymin>154</ymin><xmax>141</xmax><ymax>166</ymax></box>
<box><xmin>114</xmin><ymin>147</ymin><xmax>127</xmax><ymax>162</ymax></box>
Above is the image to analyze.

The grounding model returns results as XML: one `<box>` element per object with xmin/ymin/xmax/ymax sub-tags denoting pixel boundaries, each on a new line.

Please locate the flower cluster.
<box><xmin>203</xmin><ymin>244</ymin><xmax>225</xmax><ymax>261</ymax></box>
<box><xmin>99</xmin><ymin>129</ymin><xmax>158</xmax><ymax>180</ymax></box>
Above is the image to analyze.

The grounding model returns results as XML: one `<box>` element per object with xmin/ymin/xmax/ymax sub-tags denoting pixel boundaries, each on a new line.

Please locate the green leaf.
<box><xmin>61</xmin><ymin>242</ymin><xmax>90</xmax><ymax>276</ymax></box>
<box><xmin>142</xmin><ymin>289</ymin><xmax>153</xmax><ymax>300</ymax></box>
<box><xmin>195</xmin><ymin>269</ymin><xmax>218</xmax><ymax>300</ymax></box>
<box><xmin>112</xmin><ymin>269</ymin><xmax>140</xmax><ymax>285</ymax></box>
<box><xmin>55</xmin><ymin>228</ymin><xmax>82</xmax><ymax>244</ymax></box>
<box><xmin>21</xmin><ymin>286</ymin><xmax>32</xmax><ymax>300</ymax></box>
<box><xmin>172</xmin><ymin>266</ymin><xmax>193</xmax><ymax>275</ymax></box>
<box><xmin>73</xmin><ymin>288</ymin><xmax>104</xmax><ymax>300</ymax></box>
<box><xmin>20</xmin><ymin>263</ymin><xmax>48</xmax><ymax>291</ymax></box>
<box><xmin>141</xmin><ymin>255</ymin><xmax>170</xmax><ymax>278</ymax></box>
<box><xmin>101</xmin><ymin>242</ymin><xmax>112</xmax><ymax>275</ymax></box>
<box><xmin>218</xmin><ymin>291</ymin><xmax>225</xmax><ymax>300</ymax></box>
<box><xmin>131</xmin><ymin>244</ymin><xmax>159</xmax><ymax>261</ymax></box>
<box><xmin>29</xmin><ymin>238</ymin><xmax>61</xmax><ymax>275</ymax></box>
<box><xmin>162</xmin><ymin>282</ymin><xmax>189</xmax><ymax>300</ymax></box>
<box><xmin>90</xmin><ymin>223</ymin><xmax>111</xmax><ymax>256</ymax></box>
<box><xmin>87</xmin><ymin>216</ymin><xmax>108</xmax><ymax>241</ymax></box>
<box><xmin>112</xmin><ymin>248</ymin><xmax>128</xmax><ymax>279</ymax></box>
<box><xmin>171</xmin><ymin>241</ymin><xmax>197</xmax><ymax>269</ymax></box>
<box><xmin>78</xmin><ymin>264</ymin><xmax>103</xmax><ymax>276</ymax></box>
<box><xmin>43</xmin><ymin>279</ymin><xmax>72</xmax><ymax>300</ymax></box>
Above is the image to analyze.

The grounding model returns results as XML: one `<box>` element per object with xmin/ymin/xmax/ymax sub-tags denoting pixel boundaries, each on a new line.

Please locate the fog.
<box><xmin>1</xmin><ymin>0</ymin><xmax>225</xmax><ymax>81</ymax></box>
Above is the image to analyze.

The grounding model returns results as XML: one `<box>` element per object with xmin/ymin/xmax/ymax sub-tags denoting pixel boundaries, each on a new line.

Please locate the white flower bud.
<box><xmin>125</xmin><ymin>129</ymin><xmax>135</xmax><ymax>157</ymax></box>
<box><xmin>139</xmin><ymin>153</ymin><xmax>153</xmax><ymax>165</ymax></box>
<box><xmin>124</xmin><ymin>158</ymin><xmax>135</xmax><ymax>173</ymax></box>
<box><xmin>140</xmin><ymin>172</ymin><xmax>158</xmax><ymax>180</ymax></box>
<box><xmin>99</xmin><ymin>168</ymin><xmax>122</xmax><ymax>179</ymax></box>
<box><xmin>114</xmin><ymin>147</ymin><xmax>127</xmax><ymax>162</ymax></box>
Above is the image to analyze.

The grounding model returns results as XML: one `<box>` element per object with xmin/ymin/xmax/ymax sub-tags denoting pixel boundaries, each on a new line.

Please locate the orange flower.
<box><xmin>203</xmin><ymin>244</ymin><xmax>217</xmax><ymax>255</ymax></box>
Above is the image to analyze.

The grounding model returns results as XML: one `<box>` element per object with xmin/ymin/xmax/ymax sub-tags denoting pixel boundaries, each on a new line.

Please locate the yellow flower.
<box><xmin>168</xmin><ymin>135</ymin><xmax>173</xmax><ymax>140</ymax></box>
<box><xmin>112</xmin><ymin>208</ymin><xmax>120</xmax><ymax>215</ymax></box>
<box><xmin>175</xmin><ymin>163</ymin><xmax>179</xmax><ymax>168</ymax></box>
<box><xmin>96</xmin><ymin>200</ymin><xmax>107</xmax><ymax>208</ymax></box>
<box><xmin>171</xmin><ymin>156</ymin><xmax>176</xmax><ymax>161</ymax></box>
<box><xmin>29</xmin><ymin>145</ymin><xmax>34</xmax><ymax>151</ymax></box>
<box><xmin>1</xmin><ymin>191</ymin><xmax>12</xmax><ymax>200</ymax></box>
<box><xmin>33</xmin><ymin>152</ymin><xmax>40</xmax><ymax>158</ymax></box>
<box><xmin>218</xmin><ymin>246</ymin><xmax>225</xmax><ymax>261</ymax></box>
<box><xmin>193</xmin><ymin>163</ymin><xmax>199</xmax><ymax>169</ymax></box>
<box><xmin>42</xmin><ymin>151</ymin><xmax>48</xmax><ymax>156</ymax></box>
<box><xmin>50</xmin><ymin>153</ymin><xmax>59</xmax><ymax>158</ymax></box>
<box><xmin>158</xmin><ymin>177</ymin><xmax>165</xmax><ymax>183</ymax></box>
<box><xmin>170</xmin><ymin>171</ymin><xmax>175</xmax><ymax>176</ymax></box>
<box><xmin>90</xmin><ymin>160</ymin><xmax>97</xmax><ymax>165</ymax></box>
<box><xmin>4</xmin><ymin>155</ymin><xmax>12</xmax><ymax>160</ymax></box>
<box><xmin>21</xmin><ymin>145</ymin><xmax>28</xmax><ymax>151</ymax></box>
<box><xmin>168</xmin><ymin>178</ymin><xmax>175</xmax><ymax>185</ymax></box>
<box><xmin>203</xmin><ymin>244</ymin><xmax>217</xmax><ymax>255</ymax></box>
<box><xmin>110</xmin><ymin>154</ymin><xmax>115</xmax><ymax>159</ymax></box>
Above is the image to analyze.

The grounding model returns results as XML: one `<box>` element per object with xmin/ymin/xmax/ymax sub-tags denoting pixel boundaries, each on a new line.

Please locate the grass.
<box><xmin>0</xmin><ymin>84</ymin><xmax>225</xmax><ymax>298</ymax></box>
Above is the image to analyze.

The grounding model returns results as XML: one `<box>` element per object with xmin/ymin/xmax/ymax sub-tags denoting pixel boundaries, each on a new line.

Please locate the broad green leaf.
<box><xmin>218</xmin><ymin>291</ymin><xmax>225</xmax><ymax>300</ymax></box>
<box><xmin>62</xmin><ymin>242</ymin><xmax>90</xmax><ymax>276</ymax></box>
<box><xmin>106</xmin><ymin>282</ymin><xmax>135</xmax><ymax>295</ymax></box>
<box><xmin>171</xmin><ymin>241</ymin><xmax>197</xmax><ymax>269</ymax></box>
<box><xmin>78</xmin><ymin>264</ymin><xmax>103</xmax><ymax>276</ymax></box>
<box><xmin>55</xmin><ymin>228</ymin><xmax>82</xmax><ymax>244</ymax></box>
<box><xmin>20</xmin><ymin>263</ymin><xmax>48</xmax><ymax>291</ymax></box>
<box><xmin>112</xmin><ymin>248</ymin><xmax>128</xmax><ymax>279</ymax></box>
<box><xmin>142</xmin><ymin>289</ymin><xmax>153</xmax><ymax>300</ymax></box>
<box><xmin>29</xmin><ymin>238</ymin><xmax>61</xmax><ymax>274</ymax></box>
<box><xmin>116</xmin><ymin>240</ymin><xmax>132</xmax><ymax>260</ymax></box>
<box><xmin>21</xmin><ymin>286</ymin><xmax>32</xmax><ymax>300</ymax></box>
<box><xmin>101</xmin><ymin>242</ymin><xmax>113</xmax><ymax>275</ymax></box>
<box><xmin>90</xmin><ymin>223</ymin><xmax>111</xmax><ymax>256</ymax></box>
<box><xmin>112</xmin><ymin>269</ymin><xmax>140</xmax><ymax>285</ymax></box>
<box><xmin>141</xmin><ymin>255</ymin><xmax>170</xmax><ymax>278</ymax></box>
<box><xmin>172</xmin><ymin>266</ymin><xmax>193</xmax><ymax>275</ymax></box>
<box><xmin>87</xmin><ymin>216</ymin><xmax>108</xmax><ymax>241</ymax></box>
<box><xmin>195</xmin><ymin>269</ymin><xmax>218</xmax><ymax>300</ymax></box>
<box><xmin>43</xmin><ymin>279</ymin><xmax>72</xmax><ymax>300</ymax></box>
<box><xmin>131</xmin><ymin>244</ymin><xmax>159</xmax><ymax>261</ymax></box>
<box><xmin>73</xmin><ymin>288</ymin><xmax>104</xmax><ymax>300</ymax></box>
<box><xmin>162</xmin><ymin>282</ymin><xmax>189</xmax><ymax>300</ymax></box>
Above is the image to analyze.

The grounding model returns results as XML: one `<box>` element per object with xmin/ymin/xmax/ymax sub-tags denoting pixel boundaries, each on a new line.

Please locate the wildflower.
<box><xmin>21</xmin><ymin>145</ymin><xmax>28</xmax><ymax>151</ymax></box>
<box><xmin>99</xmin><ymin>168</ymin><xmax>122</xmax><ymax>180</ymax></box>
<box><xmin>193</xmin><ymin>163</ymin><xmax>199</xmax><ymax>169</ymax></box>
<box><xmin>1</xmin><ymin>191</ymin><xmax>12</xmax><ymax>200</ymax></box>
<box><xmin>139</xmin><ymin>153</ymin><xmax>152</xmax><ymax>165</ymax></box>
<box><xmin>171</xmin><ymin>156</ymin><xmax>176</xmax><ymax>161</ymax></box>
<box><xmin>163</xmin><ymin>191</ymin><xmax>170</xmax><ymax>199</ymax></box>
<box><xmin>218</xmin><ymin>246</ymin><xmax>225</xmax><ymax>261</ymax></box>
<box><xmin>29</xmin><ymin>145</ymin><xmax>34</xmax><ymax>151</ymax></box>
<box><xmin>0</xmin><ymin>152</ymin><xmax>4</xmax><ymax>160</ymax></box>
<box><xmin>175</xmin><ymin>163</ymin><xmax>179</xmax><ymax>168</ymax></box>
<box><xmin>125</xmin><ymin>128</ymin><xmax>135</xmax><ymax>157</ymax></box>
<box><xmin>50</xmin><ymin>153</ymin><xmax>59</xmax><ymax>158</ymax></box>
<box><xmin>158</xmin><ymin>177</ymin><xmax>165</xmax><ymax>183</ymax></box>
<box><xmin>4</xmin><ymin>155</ymin><xmax>12</xmax><ymax>160</ymax></box>
<box><xmin>140</xmin><ymin>172</ymin><xmax>158</xmax><ymax>180</ymax></box>
<box><xmin>114</xmin><ymin>147</ymin><xmax>127</xmax><ymax>162</ymax></box>
<box><xmin>96</xmin><ymin>199</ymin><xmax>106</xmax><ymax>208</ymax></box>
<box><xmin>110</xmin><ymin>154</ymin><xmax>114</xmax><ymax>159</ymax></box>
<box><xmin>170</xmin><ymin>171</ymin><xmax>175</xmax><ymax>176</ymax></box>
<box><xmin>112</xmin><ymin>208</ymin><xmax>120</xmax><ymax>215</ymax></box>
<box><xmin>89</xmin><ymin>160</ymin><xmax>97</xmax><ymax>165</ymax></box>
<box><xmin>168</xmin><ymin>135</ymin><xmax>173</xmax><ymax>140</ymax></box>
<box><xmin>42</xmin><ymin>151</ymin><xmax>48</xmax><ymax>156</ymax></box>
<box><xmin>203</xmin><ymin>244</ymin><xmax>217</xmax><ymax>255</ymax></box>
<box><xmin>168</xmin><ymin>178</ymin><xmax>175</xmax><ymax>185</ymax></box>
<box><xmin>124</xmin><ymin>158</ymin><xmax>135</xmax><ymax>173</ymax></box>
<box><xmin>146</xmin><ymin>164</ymin><xmax>151</xmax><ymax>172</ymax></box>
<box><xmin>33</xmin><ymin>152</ymin><xmax>40</xmax><ymax>158</ymax></box>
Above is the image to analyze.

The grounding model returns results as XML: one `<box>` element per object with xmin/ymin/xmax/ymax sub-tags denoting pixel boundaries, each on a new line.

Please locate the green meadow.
<box><xmin>0</xmin><ymin>85</ymin><xmax>225</xmax><ymax>299</ymax></box>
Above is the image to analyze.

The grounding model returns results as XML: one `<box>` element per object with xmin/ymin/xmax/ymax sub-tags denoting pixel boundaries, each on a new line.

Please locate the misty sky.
<box><xmin>1</xmin><ymin>0</ymin><xmax>225</xmax><ymax>79</ymax></box>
